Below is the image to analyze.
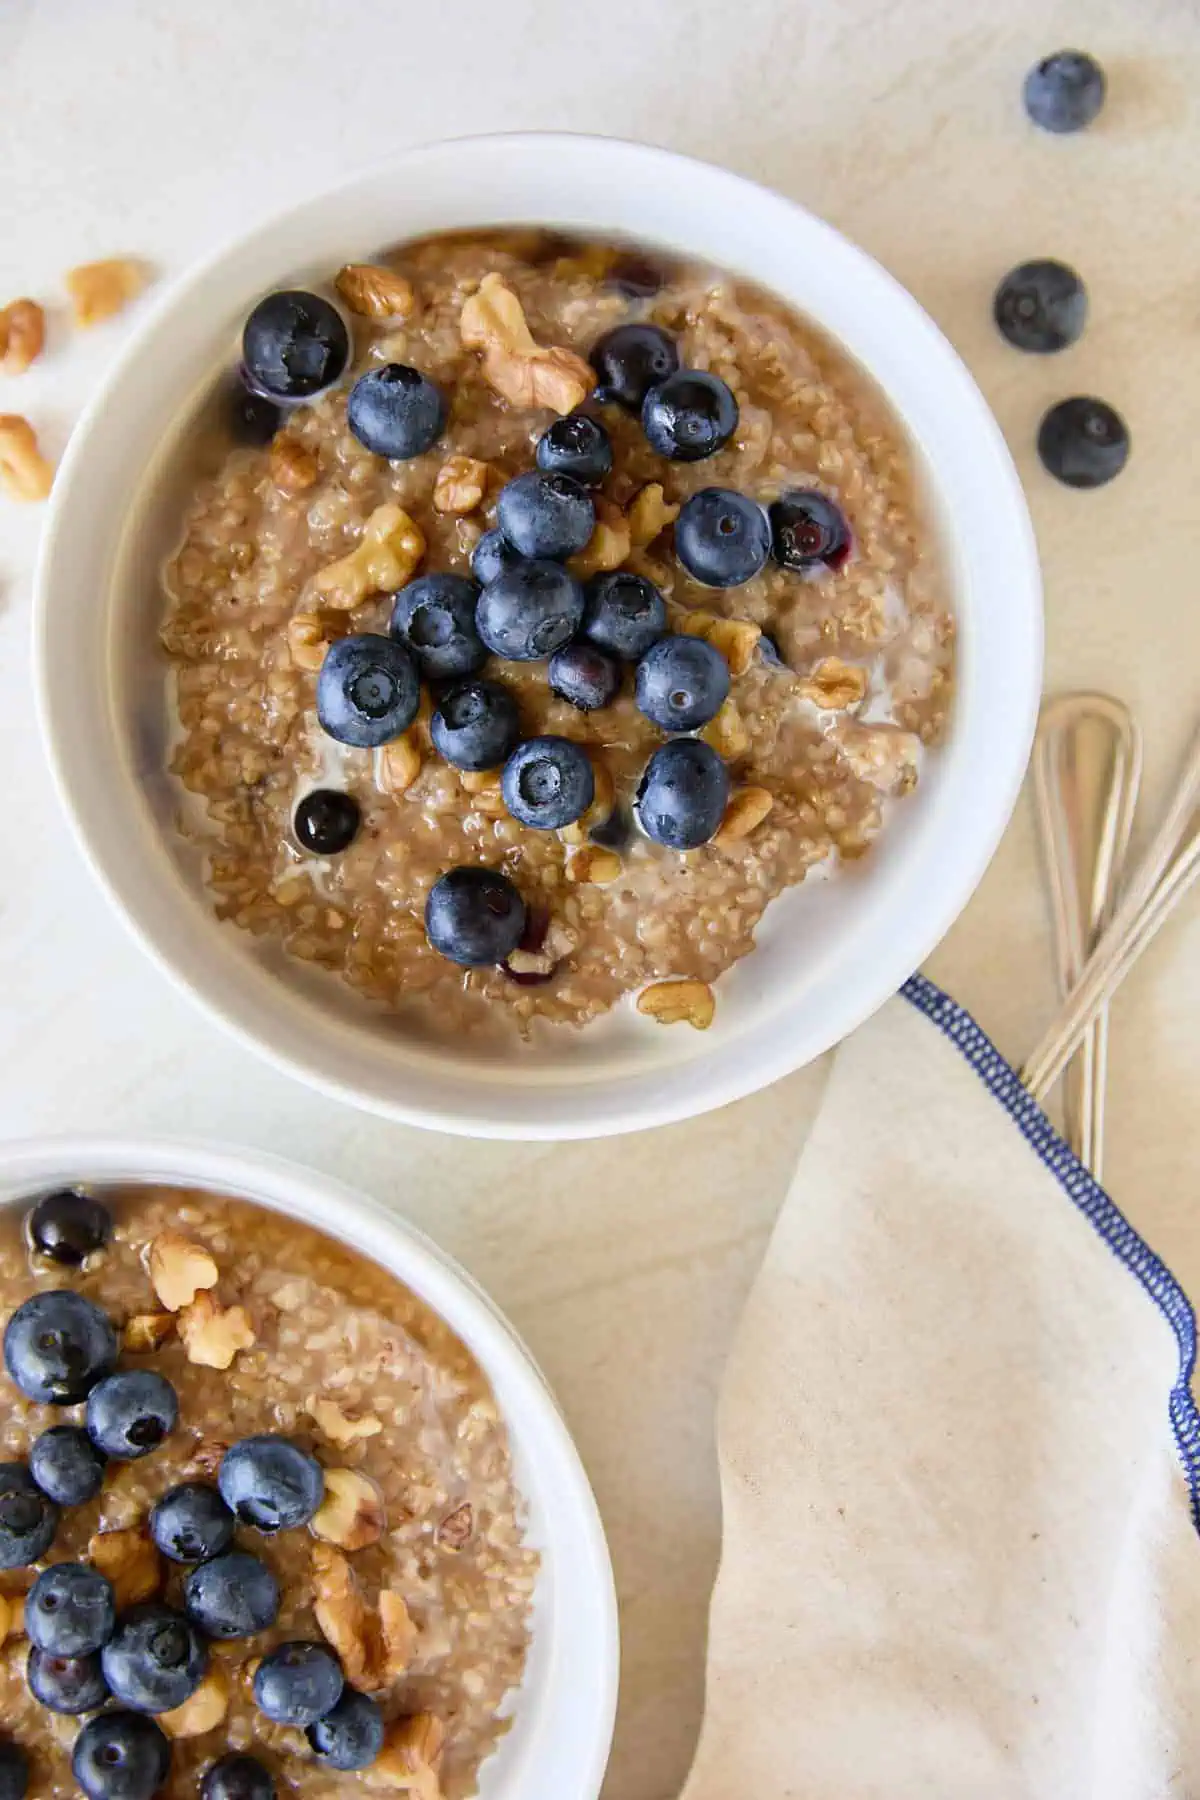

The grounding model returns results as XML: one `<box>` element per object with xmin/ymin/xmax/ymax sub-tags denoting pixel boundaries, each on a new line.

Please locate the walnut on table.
<box><xmin>65</xmin><ymin>257</ymin><xmax>148</xmax><ymax>327</ymax></box>
<box><xmin>0</xmin><ymin>414</ymin><xmax>54</xmax><ymax>501</ymax></box>
<box><xmin>0</xmin><ymin>298</ymin><xmax>45</xmax><ymax>374</ymax></box>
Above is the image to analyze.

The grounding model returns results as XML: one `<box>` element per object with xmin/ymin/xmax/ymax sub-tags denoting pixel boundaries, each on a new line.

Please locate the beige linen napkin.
<box><xmin>682</xmin><ymin>977</ymin><xmax>1200</xmax><ymax>1800</ymax></box>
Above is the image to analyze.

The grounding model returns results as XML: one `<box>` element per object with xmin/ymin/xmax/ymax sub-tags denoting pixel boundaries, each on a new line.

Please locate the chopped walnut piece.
<box><xmin>460</xmin><ymin>769</ymin><xmax>501</xmax><ymax>795</ymax></box>
<box><xmin>311</xmin><ymin>1467</ymin><xmax>386</xmax><ymax>1551</ymax></box>
<box><xmin>637</xmin><ymin>978</ymin><xmax>716</xmax><ymax>1030</ymax></box>
<box><xmin>568</xmin><ymin>846</ymin><xmax>622</xmax><ymax>885</ymax></box>
<box><xmin>568</xmin><ymin>498</ymin><xmax>631</xmax><ymax>579</ymax></box>
<box><xmin>714</xmin><ymin>786</ymin><xmax>774</xmax><ymax>848</ymax></box>
<box><xmin>378</xmin><ymin>1590</ymin><xmax>418</xmax><ymax>1681</ymax></box>
<box><xmin>0</xmin><ymin>414</ymin><xmax>54</xmax><ymax>501</ymax></box>
<box><xmin>701</xmin><ymin>699</ymin><xmax>749</xmax><ymax>760</ymax></box>
<box><xmin>148</xmin><ymin>1231</ymin><xmax>219</xmax><ymax>1312</ymax></box>
<box><xmin>65</xmin><ymin>258</ymin><xmax>147</xmax><ymax>326</ymax></box>
<box><xmin>460</xmin><ymin>273</ymin><xmax>593</xmax><ymax>415</ymax></box>
<box><xmin>122</xmin><ymin>1312</ymin><xmax>176</xmax><ymax>1354</ymax></box>
<box><xmin>628</xmin><ymin>482</ymin><xmax>680</xmax><ymax>549</ymax></box>
<box><xmin>561</xmin><ymin>758</ymin><xmax>615</xmax><ymax>845</ymax></box>
<box><xmin>799</xmin><ymin>656</ymin><xmax>868</xmax><ymax>711</ymax></box>
<box><xmin>311</xmin><ymin>1543</ymin><xmax>377</xmax><ymax>1688</ymax></box>
<box><xmin>370</xmin><ymin>1713</ymin><xmax>446</xmax><ymax>1797</ymax></box>
<box><xmin>270</xmin><ymin>435</ymin><xmax>318</xmax><ymax>493</ymax></box>
<box><xmin>88</xmin><ymin>1528</ymin><xmax>162</xmax><ymax>1608</ymax></box>
<box><xmin>305</xmin><ymin>1395</ymin><xmax>383</xmax><ymax>1449</ymax></box>
<box><xmin>177</xmin><ymin>1291</ymin><xmax>255</xmax><ymax>1370</ymax></box>
<box><xmin>677</xmin><ymin>608</ymin><xmax>761</xmax><ymax>677</ymax></box>
<box><xmin>436</xmin><ymin>1503</ymin><xmax>474</xmax><ymax>1551</ymax></box>
<box><xmin>335</xmin><ymin>264</ymin><xmax>416</xmax><ymax>320</ymax></box>
<box><xmin>314</xmin><ymin>503</ymin><xmax>425</xmax><ymax>609</ymax></box>
<box><xmin>376</xmin><ymin>731</ymin><xmax>422</xmax><ymax>798</ymax></box>
<box><xmin>0</xmin><ymin>299</ymin><xmax>45</xmax><ymax>375</ymax></box>
<box><xmin>160</xmin><ymin>1662</ymin><xmax>230</xmax><ymax>1737</ymax></box>
<box><xmin>433</xmin><ymin>454</ymin><xmax>489</xmax><ymax>515</ymax></box>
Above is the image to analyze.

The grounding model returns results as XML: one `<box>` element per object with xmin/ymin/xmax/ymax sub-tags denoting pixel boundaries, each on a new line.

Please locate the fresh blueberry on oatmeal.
<box><xmin>582</xmin><ymin>571</ymin><xmax>666</xmax><ymax>661</ymax></box>
<box><xmin>590</xmin><ymin>322</ymin><xmax>680</xmax><ymax>409</ymax></box>
<box><xmin>389</xmin><ymin>572</ymin><xmax>486</xmax><ymax>679</ymax></box>
<box><xmin>502</xmin><ymin>737</ymin><xmax>595</xmax><ymax>831</ymax></box>
<box><xmin>496</xmin><ymin>471</ymin><xmax>595</xmax><ymax>561</ymax></box>
<box><xmin>4</xmin><ymin>1290</ymin><xmax>117</xmax><ymax>1404</ymax></box>
<box><xmin>548</xmin><ymin>641</ymin><xmax>621</xmax><ymax>712</ymax></box>
<box><xmin>101</xmin><ymin>1605</ymin><xmax>208</xmax><ymax>1714</ymax></box>
<box><xmin>150</xmin><ymin>1481</ymin><xmax>235</xmax><ymax>1564</ymax></box>
<box><xmin>430</xmin><ymin>678</ymin><xmax>520</xmax><ymax>772</ymax></box>
<box><xmin>635</xmin><ymin>635</ymin><xmax>731</xmax><ymax>732</ymax></box>
<box><xmin>0</xmin><ymin>1465</ymin><xmax>58</xmax><ymax>1568</ymax></box>
<box><xmin>86</xmin><ymin>1370</ymin><xmax>178</xmax><ymax>1460</ymax></box>
<box><xmin>72</xmin><ymin>1709</ymin><xmax>171</xmax><ymax>1800</ymax></box>
<box><xmin>768</xmin><ymin>489</ymin><xmax>851</xmax><ymax>572</ymax></box>
<box><xmin>28</xmin><ymin>1188</ymin><xmax>112</xmax><ymax>1265</ymax></box>
<box><xmin>346</xmin><ymin>363</ymin><xmax>446</xmax><ymax>459</ymax></box>
<box><xmin>642</xmin><ymin>369</ymin><xmax>738</xmax><ymax>461</ymax></box>
<box><xmin>27</xmin><ymin>1647</ymin><xmax>109</xmax><ymax>1715</ymax></box>
<box><xmin>183</xmin><ymin>1550</ymin><xmax>280</xmax><ymax>1639</ymax></box>
<box><xmin>316</xmin><ymin>634</ymin><xmax>420</xmax><ymax>748</ymax></box>
<box><xmin>535</xmin><ymin>413</ymin><xmax>613</xmax><ymax>485</ymax></box>
<box><xmin>305</xmin><ymin>1688</ymin><xmax>385</xmax><ymax>1770</ymax></box>
<box><xmin>27</xmin><ymin>1562</ymin><xmax>116</xmax><ymax>1657</ymax></box>
<box><xmin>218</xmin><ymin>1436</ymin><xmax>324</xmax><ymax>1533</ymax></box>
<box><xmin>201</xmin><ymin>1757</ymin><xmax>276</xmax><ymax>1800</ymax></box>
<box><xmin>425</xmin><ymin>866</ymin><xmax>527</xmax><ymax>967</ymax></box>
<box><xmin>637</xmin><ymin>739</ymin><xmax>732</xmax><ymax>850</ymax></box>
<box><xmin>253</xmin><ymin>1642</ymin><xmax>344</xmax><ymax>1727</ymax></box>
<box><xmin>29</xmin><ymin>1424</ymin><xmax>106</xmax><ymax>1505</ymax></box>
<box><xmin>475</xmin><ymin>560</ymin><xmax>585</xmax><ymax>661</ymax></box>
<box><xmin>675</xmin><ymin>488</ymin><xmax>771</xmax><ymax>588</ymax></box>
<box><xmin>294</xmin><ymin>789</ymin><xmax>361</xmax><ymax>857</ymax></box>
<box><xmin>242</xmin><ymin>291</ymin><xmax>349</xmax><ymax>401</ymax></box>
<box><xmin>470</xmin><ymin>526</ymin><xmax>524</xmax><ymax>587</ymax></box>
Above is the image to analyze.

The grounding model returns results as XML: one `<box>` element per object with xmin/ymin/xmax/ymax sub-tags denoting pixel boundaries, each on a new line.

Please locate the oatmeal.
<box><xmin>0</xmin><ymin>1185</ymin><xmax>535</xmax><ymax>1800</ymax></box>
<box><xmin>160</xmin><ymin>230</ymin><xmax>954</xmax><ymax>1038</ymax></box>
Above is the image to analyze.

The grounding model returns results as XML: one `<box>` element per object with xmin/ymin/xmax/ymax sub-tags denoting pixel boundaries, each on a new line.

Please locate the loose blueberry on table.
<box><xmin>1023</xmin><ymin>49</ymin><xmax>1106</xmax><ymax>133</ymax></box>
<box><xmin>993</xmin><ymin>259</ymin><xmax>1087</xmax><ymax>354</ymax></box>
<box><xmin>1037</xmin><ymin>396</ymin><xmax>1130</xmax><ymax>488</ymax></box>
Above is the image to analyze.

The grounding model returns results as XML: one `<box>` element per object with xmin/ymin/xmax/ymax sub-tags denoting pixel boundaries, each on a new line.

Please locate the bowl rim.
<box><xmin>0</xmin><ymin>1132</ymin><xmax>620</xmax><ymax>1800</ymax></box>
<box><xmin>34</xmin><ymin>130</ymin><xmax>1043</xmax><ymax>1139</ymax></box>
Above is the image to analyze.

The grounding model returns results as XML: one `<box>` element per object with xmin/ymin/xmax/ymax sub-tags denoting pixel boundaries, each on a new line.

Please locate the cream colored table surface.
<box><xmin>2</xmin><ymin>2</ymin><xmax>1198</xmax><ymax>1794</ymax></box>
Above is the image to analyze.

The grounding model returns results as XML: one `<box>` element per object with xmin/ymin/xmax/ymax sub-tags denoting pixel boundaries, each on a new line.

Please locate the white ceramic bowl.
<box><xmin>0</xmin><ymin>1135</ymin><xmax>618</xmax><ymax>1800</ymax></box>
<box><xmin>35</xmin><ymin>133</ymin><xmax>1042</xmax><ymax>1139</ymax></box>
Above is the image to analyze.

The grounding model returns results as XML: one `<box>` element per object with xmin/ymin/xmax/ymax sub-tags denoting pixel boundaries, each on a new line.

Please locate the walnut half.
<box><xmin>0</xmin><ymin>415</ymin><xmax>54</xmax><ymax>502</ymax></box>
<box><xmin>311</xmin><ymin>1467</ymin><xmax>385</xmax><ymax>1551</ymax></box>
<box><xmin>336</xmin><ymin>264</ymin><xmax>416</xmax><ymax>320</ymax></box>
<box><xmin>177</xmin><ymin>1291</ymin><xmax>255</xmax><ymax>1369</ymax></box>
<box><xmin>0</xmin><ymin>298</ymin><xmax>45</xmax><ymax>375</ymax></box>
<box><xmin>314</xmin><ymin>504</ymin><xmax>425</xmax><ymax>610</ymax></box>
<box><xmin>65</xmin><ymin>258</ymin><xmax>147</xmax><ymax>327</ymax></box>
<box><xmin>460</xmin><ymin>273</ymin><xmax>592</xmax><ymax>415</ymax></box>
<box><xmin>147</xmin><ymin>1231</ymin><xmax>218</xmax><ymax>1312</ymax></box>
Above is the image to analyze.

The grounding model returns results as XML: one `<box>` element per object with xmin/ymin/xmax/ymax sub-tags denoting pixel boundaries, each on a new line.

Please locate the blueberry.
<box><xmin>4</xmin><ymin>1291</ymin><xmax>117</xmax><ymax>1405</ymax></box>
<box><xmin>535</xmin><ymin>415</ymin><xmax>613</xmax><ymax>486</ymax></box>
<box><xmin>0</xmin><ymin>1743</ymin><xmax>24</xmax><ymax>1800</ymax></box>
<box><xmin>590</xmin><ymin>323</ymin><xmax>680</xmax><ymax>410</ymax></box>
<box><xmin>27</xmin><ymin>1646</ymin><xmax>109</xmax><ymax>1714</ymax></box>
<box><xmin>218</xmin><ymin>1435</ymin><xmax>324</xmax><ymax>1533</ymax></box>
<box><xmin>430</xmin><ymin>679</ymin><xmax>520</xmax><ymax>772</ymax></box>
<box><xmin>496</xmin><ymin>472</ymin><xmax>595</xmax><ymax>561</ymax></box>
<box><xmin>768</xmin><ymin>489</ymin><xmax>851</xmax><ymax>573</ymax></box>
<box><xmin>476</xmin><ymin>561</ymin><xmax>585</xmax><ymax>662</ymax></box>
<box><xmin>294</xmin><ymin>789</ymin><xmax>361</xmax><ymax>856</ymax></box>
<box><xmin>306</xmin><ymin>1688</ymin><xmax>385</xmax><ymax>1771</ymax></box>
<box><xmin>102</xmin><ymin>1604</ymin><xmax>207</xmax><ymax>1714</ymax></box>
<box><xmin>642</xmin><ymin>371</ymin><xmax>738</xmax><ymax>462</ymax></box>
<box><xmin>675</xmin><ymin>488</ymin><xmax>770</xmax><ymax>588</ymax></box>
<box><xmin>347</xmin><ymin>364</ymin><xmax>446</xmax><ymax>459</ymax></box>
<box><xmin>30</xmin><ymin>1425</ymin><xmax>106</xmax><ymax>1506</ymax></box>
<box><xmin>73</xmin><ymin>1711</ymin><xmax>171</xmax><ymax>1800</ymax></box>
<box><xmin>86</xmin><ymin>1371</ymin><xmax>178</xmax><ymax>1461</ymax></box>
<box><xmin>27</xmin><ymin>1189</ymin><xmax>112</xmax><ymax>1265</ymax></box>
<box><xmin>1038</xmin><ymin>396</ymin><xmax>1130</xmax><ymax>488</ymax></box>
<box><xmin>0</xmin><ymin>1464</ymin><xmax>58</xmax><ymax>1569</ymax></box>
<box><xmin>27</xmin><ymin>1562</ymin><xmax>116</xmax><ymax>1656</ymax></box>
<box><xmin>583</xmin><ymin>571</ymin><xmax>667</xmax><ymax>661</ymax></box>
<box><xmin>502</xmin><ymin>737</ymin><xmax>595</xmax><ymax>831</ymax></box>
<box><xmin>253</xmin><ymin>1641</ymin><xmax>344</xmax><ymax>1726</ymax></box>
<box><xmin>634</xmin><ymin>635</ymin><xmax>730</xmax><ymax>733</ymax></box>
<box><xmin>636</xmin><ymin>739</ymin><xmax>731</xmax><ymax>850</ymax></box>
<box><xmin>994</xmin><ymin>260</ymin><xmax>1087</xmax><ymax>353</ymax></box>
<box><xmin>548</xmin><ymin>642</ymin><xmax>620</xmax><ymax>712</ymax></box>
<box><xmin>470</xmin><ymin>528</ymin><xmax>524</xmax><ymax>587</ymax></box>
<box><xmin>1024</xmin><ymin>50</ymin><xmax>1106</xmax><ymax>133</ymax></box>
<box><xmin>242</xmin><ymin>291</ymin><xmax>349</xmax><ymax>401</ymax></box>
<box><xmin>425</xmin><ymin>867</ymin><xmax>527</xmax><ymax>968</ymax></box>
<box><xmin>228</xmin><ymin>373</ymin><xmax>282</xmax><ymax>447</ymax></box>
<box><xmin>317</xmin><ymin>634</ymin><xmax>420</xmax><ymax>748</ymax></box>
<box><xmin>150</xmin><ymin>1482</ymin><xmax>235</xmax><ymax>1564</ymax></box>
<box><xmin>201</xmin><ymin>1757</ymin><xmax>275</xmax><ymax>1800</ymax></box>
<box><xmin>390</xmin><ymin>573</ymin><xmax>486</xmax><ymax>680</ymax></box>
<box><xmin>184</xmin><ymin>1551</ymin><xmax>280</xmax><ymax>1640</ymax></box>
